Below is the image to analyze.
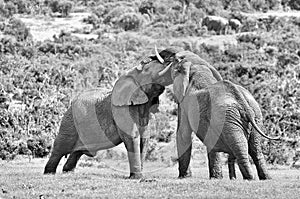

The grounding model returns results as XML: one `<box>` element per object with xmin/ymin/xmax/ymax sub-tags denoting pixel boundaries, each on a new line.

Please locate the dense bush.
<box><xmin>0</xmin><ymin>0</ymin><xmax>299</xmax><ymax>166</ymax></box>
<box><xmin>117</xmin><ymin>12</ymin><xmax>144</xmax><ymax>31</ymax></box>
<box><xmin>289</xmin><ymin>0</ymin><xmax>300</xmax><ymax>10</ymax></box>
<box><xmin>2</xmin><ymin>18</ymin><xmax>32</xmax><ymax>41</ymax></box>
<box><xmin>0</xmin><ymin>1</ymin><xmax>17</xmax><ymax>17</ymax></box>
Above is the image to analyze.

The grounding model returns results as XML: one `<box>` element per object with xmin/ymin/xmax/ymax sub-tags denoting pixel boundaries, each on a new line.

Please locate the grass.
<box><xmin>0</xmin><ymin>158</ymin><xmax>299</xmax><ymax>199</ymax></box>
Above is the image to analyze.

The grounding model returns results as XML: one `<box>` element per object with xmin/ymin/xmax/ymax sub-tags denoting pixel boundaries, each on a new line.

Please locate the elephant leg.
<box><xmin>140</xmin><ymin>137</ymin><xmax>149</xmax><ymax>171</ymax></box>
<box><xmin>138</xmin><ymin>126</ymin><xmax>149</xmax><ymax>171</ymax></box>
<box><xmin>228</xmin><ymin>154</ymin><xmax>236</xmax><ymax>180</ymax></box>
<box><xmin>223</xmin><ymin>122</ymin><xmax>254</xmax><ymax>180</ymax></box>
<box><xmin>44</xmin><ymin>134</ymin><xmax>77</xmax><ymax>174</ymax></box>
<box><xmin>207</xmin><ymin>151</ymin><xmax>223</xmax><ymax>179</ymax></box>
<box><xmin>121</xmin><ymin>131</ymin><xmax>142</xmax><ymax>179</ymax></box>
<box><xmin>44</xmin><ymin>108</ymin><xmax>78</xmax><ymax>174</ymax></box>
<box><xmin>177</xmin><ymin>107</ymin><xmax>193</xmax><ymax>178</ymax></box>
<box><xmin>62</xmin><ymin>151</ymin><xmax>83</xmax><ymax>173</ymax></box>
<box><xmin>44</xmin><ymin>152</ymin><xmax>65</xmax><ymax>174</ymax></box>
<box><xmin>248</xmin><ymin>132</ymin><xmax>271</xmax><ymax>180</ymax></box>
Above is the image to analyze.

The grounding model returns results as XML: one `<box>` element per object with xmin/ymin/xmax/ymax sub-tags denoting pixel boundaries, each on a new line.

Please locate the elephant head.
<box><xmin>143</xmin><ymin>47</ymin><xmax>223</xmax><ymax>102</ymax></box>
<box><xmin>110</xmin><ymin>47</ymin><xmax>182</xmax><ymax>108</ymax></box>
<box><xmin>110</xmin><ymin>53</ymin><xmax>170</xmax><ymax>135</ymax></box>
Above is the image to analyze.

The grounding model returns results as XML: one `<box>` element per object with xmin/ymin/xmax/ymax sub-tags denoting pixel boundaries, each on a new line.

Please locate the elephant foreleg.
<box><xmin>121</xmin><ymin>132</ymin><xmax>142</xmax><ymax>179</ymax></box>
<box><xmin>177</xmin><ymin>140</ymin><xmax>192</xmax><ymax>178</ymax></box>
<box><xmin>207</xmin><ymin>151</ymin><xmax>223</xmax><ymax>179</ymax></box>
<box><xmin>138</xmin><ymin>127</ymin><xmax>149</xmax><ymax>171</ymax></box>
<box><xmin>177</xmin><ymin>107</ymin><xmax>193</xmax><ymax>178</ymax></box>
<box><xmin>228</xmin><ymin>154</ymin><xmax>236</xmax><ymax>180</ymax></box>
<box><xmin>140</xmin><ymin>137</ymin><xmax>149</xmax><ymax>171</ymax></box>
<box><xmin>62</xmin><ymin>151</ymin><xmax>83</xmax><ymax>173</ymax></box>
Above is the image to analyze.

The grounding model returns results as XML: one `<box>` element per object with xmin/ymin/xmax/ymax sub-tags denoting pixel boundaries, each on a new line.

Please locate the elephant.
<box><xmin>148</xmin><ymin>48</ymin><xmax>236</xmax><ymax>179</ymax></box>
<box><xmin>229</xmin><ymin>18</ymin><xmax>242</xmax><ymax>33</ymax></box>
<box><xmin>44</xmin><ymin>66</ymin><xmax>166</xmax><ymax>179</ymax></box>
<box><xmin>202</xmin><ymin>16</ymin><xmax>229</xmax><ymax>35</ymax></box>
<box><xmin>139</xmin><ymin>47</ymin><xmax>279</xmax><ymax>179</ymax></box>
<box><xmin>172</xmin><ymin>73</ymin><xmax>279</xmax><ymax>180</ymax></box>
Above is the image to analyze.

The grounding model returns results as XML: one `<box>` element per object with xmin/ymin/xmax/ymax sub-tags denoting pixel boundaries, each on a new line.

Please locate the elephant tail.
<box><xmin>247</xmin><ymin>116</ymin><xmax>281</xmax><ymax>140</ymax></box>
<box><xmin>223</xmin><ymin>80</ymin><xmax>281</xmax><ymax>141</ymax></box>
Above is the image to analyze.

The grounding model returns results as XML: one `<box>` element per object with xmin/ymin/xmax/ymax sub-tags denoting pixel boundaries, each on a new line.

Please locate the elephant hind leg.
<box><xmin>228</xmin><ymin>154</ymin><xmax>236</xmax><ymax>180</ymax></box>
<box><xmin>248</xmin><ymin>133</ymin><xmax>271</xmax><ymax>180</ymax></box>
<box><xmin>223</xmin><ymin>122</ymin><xmax>254</xmax><ymax>180</ymax></box>
<box><xmin>62</xmin><ymin>151</ymin><xmax>83</xmax><ymax>173</ymax></box>
<box><xmin>208</xmin><ymin>151</ymin><xmax>223</xmax><ymax>179</ymax></box>
<box><xmin>234</xmin><ymin>149</ymin><xmax>254</xmax><ymax>180</ymax></box>
<box><xmin>44</xmin><ymin>152</ymin><xmax>65</xmax><ymax>174</ymax></box>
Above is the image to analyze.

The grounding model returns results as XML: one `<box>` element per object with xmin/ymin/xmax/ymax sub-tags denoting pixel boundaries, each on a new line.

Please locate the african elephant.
<box><xmin>229</xmin><ymin>18</ymin><xmax>242</xmax><ymax>33</ymax></box>
<box><xmin>149</xmin><ymin>48</ymin><xmax>229</xmax><ymax>179</ymax></box>
<box><xmin>147</xmin><ymin>48</ymin><xmax>279</xmax><ymax>180</ymax></box>
<box><xmin>147</xmin><ymin>48</ymin><xmax>235</xmax><ymax>179</ymax></box>
<box><xmin>44</xmin><ymin>67</ymin><xmax>165</xmax><ymax>179</ymax></box>
<box><xmin>202</xmin><ymin>16</ymin><xmax>229</xmax><ymax>35</ymax></box>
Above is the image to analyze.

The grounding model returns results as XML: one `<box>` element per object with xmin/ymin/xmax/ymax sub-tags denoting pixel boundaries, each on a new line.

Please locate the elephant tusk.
<box><xmin>155</xmin><ymin>45</ymin><xmax>164</xmax><ymax>64</ymax></box>
<box><xmin>158</xmin><ymin>62</ymin><xmax>172</xmax><ymax>77</ymax></box>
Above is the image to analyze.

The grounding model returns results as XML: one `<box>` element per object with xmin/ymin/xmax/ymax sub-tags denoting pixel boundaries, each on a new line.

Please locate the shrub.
<box><xmin>103</xmin><ymin>6</ymin><xmax>135</xmax><ymax>25</ymax></box>
<box><xmin>171</xmin><ymin>21</ymin><xmax>201</xmax><ymax>37</ymax></box>
<box><xmin>117</xmin><ymin>12</ymin><xmax>144</xmax><ymax>31</ymax></box>
<box><xmin>0</xmin><ymin>36</ymin><xmax>18</xmax><ymax>54</ymax></box>
<box><xmin>48</xmin><ymin>0</ymin><xmax>59</xmax><ymax>13</ymax></box>
<box><xmin>0</xmin><ymin>139</ymin><xmax>18</xmax><ymax>160</ymax></box>
<box><xmin>5</xmin><ymin>1</ymin><xmax>17</xmax><ymax>14</ymax></box>
<box><xmin>27</xmin><ymin>137</ymin><xmax>52</xmax><ymax>158</ymax></box>
<box><xmin>139</xmin><ymin>0</ymin><xmax>156</xmax><ymax>15</ymax></box>
<box><xmin>3</xmin><ymin>18</ymin><xmax>32</xmax><ymax>42</ymax></box>
<box><xmin>147</xmin><ymin>112</ymin><xmax>176</xmax><ymax>143</ymax></box>
<box><xmin>289</xmin><ymin>0</ymin><xmax>300</xmax><ymax>10</ymax></box>
<box><xmin>83</xmin><ymin>14</ymin><xmax>100</xmax><ymax>29</ymax></box>
<box><xmin>194</xmin><ymin>0</ymin><xmax>224</xmax><ymax>15</ymax></box>
<box><xmin>10</xmin><ymin>0</ymin><xmax>30</xmax><ymax>14</ymax></box>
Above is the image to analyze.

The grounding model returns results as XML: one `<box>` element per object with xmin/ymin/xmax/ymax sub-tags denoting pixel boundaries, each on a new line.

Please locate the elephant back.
<box><xmin>72</xmin><ymin>89</ymin><xmax>119</xmax><ymax>153</ymax></box>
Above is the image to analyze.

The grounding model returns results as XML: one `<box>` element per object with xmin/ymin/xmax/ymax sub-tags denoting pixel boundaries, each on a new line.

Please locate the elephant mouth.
<box><xmin>129</xmin><ymin>83</ymin><xmax>165</xmax><ymax>127</ymax></box>
<box><xmin>142</xmin><ymin>83</ymin><xmax>165</xmax><ymax>97</ymax></box>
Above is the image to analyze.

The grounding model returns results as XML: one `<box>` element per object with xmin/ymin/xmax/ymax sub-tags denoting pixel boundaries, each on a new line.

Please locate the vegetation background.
<box><xmin>0</xmin><ymin>0</ymin><xmax>299</xmax><ymax>171</ymax></box>
<box><xmin>0</xmin><ymin>0</ymin><xmax>300</xmax><ymax>198</ymax></box>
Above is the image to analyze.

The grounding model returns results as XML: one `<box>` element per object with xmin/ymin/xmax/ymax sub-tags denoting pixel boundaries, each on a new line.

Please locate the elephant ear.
<box><xmin>173</xmin><ymin>61</ymin><xmax>191</xmax><ymax>103</ymax></box>
<box><xmin>112</xmin><ymin>76</ymin><xmax>149</xmax><ymax>106</ymax></box>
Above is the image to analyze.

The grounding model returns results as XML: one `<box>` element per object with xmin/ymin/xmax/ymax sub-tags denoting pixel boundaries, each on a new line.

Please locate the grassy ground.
<box><xmin>0</xmin><ymin>158</ymin><xmax>299</xmax><ymax>199</ymax></box>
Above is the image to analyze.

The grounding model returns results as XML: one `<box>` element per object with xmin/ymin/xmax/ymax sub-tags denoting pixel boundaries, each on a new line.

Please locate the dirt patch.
<box><xmin>241</xmin><ymin>11</ymin><xmax>300</xmax><ymax>19</ymax></box>
<box><xmin>17</xmin><ymin>13</ymin><xmax>97</xmax><ymax>41</ymax></box>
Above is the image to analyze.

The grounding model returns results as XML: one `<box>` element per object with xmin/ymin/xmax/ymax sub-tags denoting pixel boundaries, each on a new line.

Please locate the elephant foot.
<box><xmin>62</xmin><ymin>169</ymin><xmax>75</xmax><ymax>173</ymax></box>
<box><xmin>178</xmin><ymin>169</ymin><xmax>192</xmax><ymax>179</ymax></box>
<box><xmin>128</xmin><ymin>172</ymin><xmax>143</xmax><ymax>179</ymax></box>
<box><xmin>43</xmin><ymin>169</ymin><xmax>56</xmax><ymax>175</ymax></box>
<box><xmin>178</xmin><ymin>173</ymin><xmax>192</xmax><ymax>179</ymax></box>
<box><xmin>258</xmin><ymin>174</ymin><xmax>272</xmax><ymax>180</ymax></box>
<box><xmin>210</xmin><ymin>175</ymin><xmax>223</xmax><ymax>180</ymax></box>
